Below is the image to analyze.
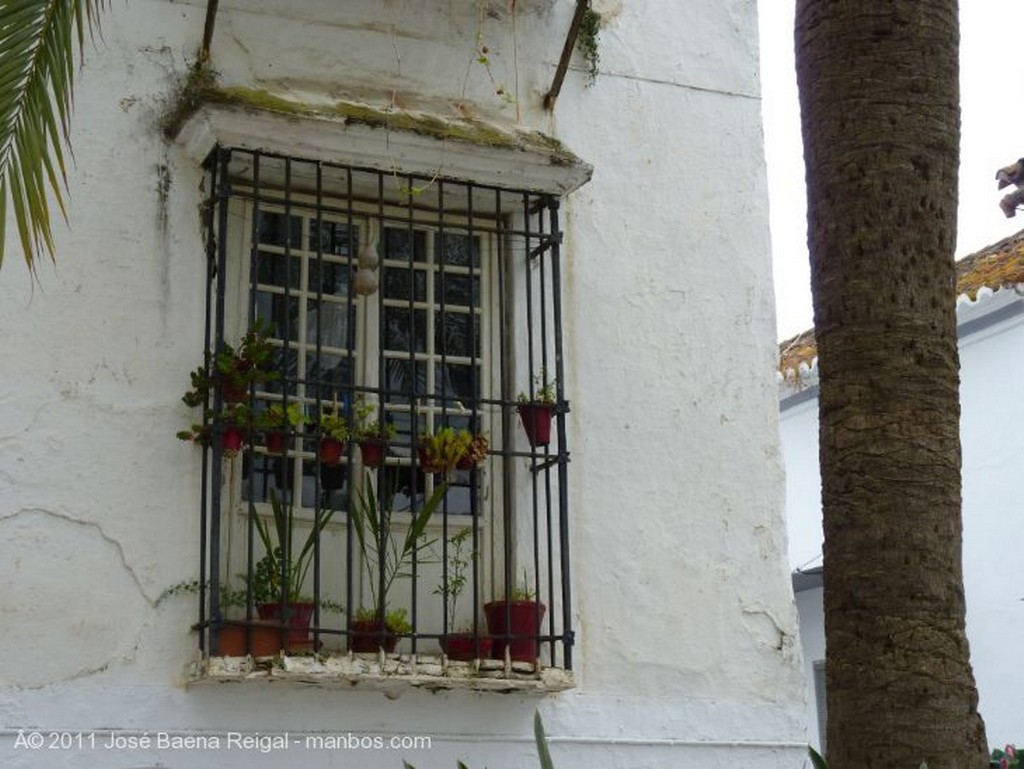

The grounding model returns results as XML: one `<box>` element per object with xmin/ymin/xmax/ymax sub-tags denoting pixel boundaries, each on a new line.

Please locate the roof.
<box><xmin>779</xmin><ymin>229</ymin><xmax>1024</xmax><ymax>378</ymax></box>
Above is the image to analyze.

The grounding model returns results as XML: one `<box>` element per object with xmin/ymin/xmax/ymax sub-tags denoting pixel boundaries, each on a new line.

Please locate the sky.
<box><xmin>758</xmin><ymin>2</ymin><xmax>1024</xmax><ymax>341</ymax></box>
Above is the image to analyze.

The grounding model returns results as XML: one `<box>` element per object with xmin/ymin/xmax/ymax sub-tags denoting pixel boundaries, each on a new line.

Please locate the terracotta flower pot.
<box><xmin>216</xmin><ymin>621</ymin><xmax>284</xmax><ymax>657</ymax></box>
<box><xmin>484</xmin><ymin>600</ymin><xmax>546</xmax><ymax>663</ymax></box>
<box><xmin>265</xmin><ymin>431</ymin><xmax>287</xmax><ymax>454</ymax></box>
<box><xmin>359</xmin><ymin>439</ymin><xmax>386</xmax><ymax>468</ymax></box>
<box><xmin>349</xmin><ymin>619</ymin><xmax>398</xmax><ymax>653</ymax></box>
<box><xmin>222</xmin><ymin>426</ymin><xmax>245</xmax><ymax>453</ymax></box>
<box><xmin>256</xmin><ymin>601</ymin><xmax>315</xmax><ymax>652</ymax></box>
<box><xmin>440</xmin><ymin>633</ymin><xmax>493</xmax><ymax>661</ymax></box>
<box><xmin>320</xmin><ymin>437</ymin><xmax>344</xmax><ymax>466</ymax></box>
<box><xmin>517</xmin><ymin>403</ymin><xmax>553</xmax><ymax>447</ymax></box>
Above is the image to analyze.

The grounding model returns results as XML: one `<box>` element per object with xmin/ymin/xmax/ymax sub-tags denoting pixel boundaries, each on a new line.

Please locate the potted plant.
<box><xmin>516</xmin><ymin>368</ymin><xmax>556</xmax><ymax>447</ymax></box>
<box><xmin>157</xmin><ymin>580</ymin><xmax>286</xmax><ymax>658</ymax></box>
<box><xmin>258</xmin><ymin>402</ymin><xmax>306</xmax><ymax>454</ymax></box>
<box><xmin>177</xmin><ymin>401</ymin><xmax>253</xmax><ymax>456</ymax></box>
<box><xmin>349</xmin><ymin>607</ymin><xmax>412</xmax><ymax>654</ymax></box>
<box><xmin>418</xmin><ymin>427</ymin><xmax>487</xmax><ymax>477</ymax></box>
<box><xmin>181</xmin><ymin>320</ymin><xmax>279</xmax><ymax>408</ymax></box>
<box><xmin>318</xmin><ymin>402</ymin><xmax>349</xmax><ymax>466</ymax></box>
<box><xmin>352</xmin><ymin>399</ymin><xmax>395</xmax><ymax>469</ymax></box>
<box><xmin>348</xmin><ymin>473</ymin><xmax>447</xmax><ymax>653</ymax></box>
<box><xmin>435</xmin><ymin>527</ymin><xmax>492</xmax><ymax>660</ymax></box>
<box><xmin>249</xmin><ymin>489</ymin><xmax>341</xmax><ymax>651</ymax></box>
<box><xmin>484</xmin><ymin>573</ymin><xmax>546</xmax><ymax>664</ymax></box>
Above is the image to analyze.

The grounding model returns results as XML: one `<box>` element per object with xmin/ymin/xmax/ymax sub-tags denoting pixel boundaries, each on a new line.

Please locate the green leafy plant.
<box><xmin>181</xmin><ymin>320</ymin><xmax>279</xmax><ymax>408</ymax></box>
<box><xmin>418</xmin><ymin>427</ymin><xmax>487</xmax><ymax>476</ymax></box>
<box><xmin>249</xmin><ymin>489</ymin><xmax>340</xmax><ymax>609</ymax></box>
<box><xmin>319</xmin><ymin>401</ymin><xmax>350</xmax><ymax>441</ymax></box>
<box><xmin>0</xmin><ymin>0</ymin><xmax>110</xmax><ymax>272</ymax></box>
<box><xmin>256</xmin><ymin>402</ymin><xmax>306</xmax><ymax>432</ymax></box>
<box><xmin>352</xmin><ymin>398</ymin><xmax>396</xmax><ymax>443</ymax></box>
<box><xmin>808</xmin><ymin>746</ymin><xmax>827</xmax><ymax>769</ymax></box>
<box><xmin>434</xmin><ymin>528</ymin><xmax>474</xmax><ymax>629</ymax></box>
<box><xmin>353</xmin><ymin>606</ymin><xmax>412</xmax><ymax>635</ymax></box>
<box><xmin>517</xmin><ymin>367</ymin><xmax>556</xmax><ymax>405</ymax></box>
<box><xmin>350</xmin><ymin>473</ymin><xmax>447</xmax><ymax>621</ymax></box>
<box><xmin>576</xmin><ymin>7</ymin><xmax>601</xmax><ymax>86</ymax></box>
<box><xmin>403</xmin><ymin>711</ymin><xmax>555</xmax><ymax>769</ymax></box>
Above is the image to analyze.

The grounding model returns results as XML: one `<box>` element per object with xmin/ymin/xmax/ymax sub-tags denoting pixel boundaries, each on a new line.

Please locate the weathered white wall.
<box><xmin>0</xmin><ymin>0</ymin><xmax>807</xmax><ymax>765</ymax></box>
<box><xmin>780</xmin><ymin>287</ymin><xmax>1024</xmax><ymax>749</ymax></box>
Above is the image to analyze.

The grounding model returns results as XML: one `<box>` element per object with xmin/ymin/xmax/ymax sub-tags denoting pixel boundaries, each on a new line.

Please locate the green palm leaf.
<box><xmin>0</xmin><ymin>0</ymin><xmax>108</xmax><ymax>272</ymax></box>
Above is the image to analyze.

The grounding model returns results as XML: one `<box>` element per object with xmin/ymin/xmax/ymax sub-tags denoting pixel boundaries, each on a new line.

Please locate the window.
<box><xmin>192</xmin><ymin>146</ymin><xmax>573</xmax><ymax>677</ymax></box>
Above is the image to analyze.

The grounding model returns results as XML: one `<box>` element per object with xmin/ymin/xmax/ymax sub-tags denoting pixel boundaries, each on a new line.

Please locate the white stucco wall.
<box><xmin>0</xmin><ymin>1</ymin><xmax>807</xmax><ymax>766</ymax></box>
<box><xmin>780</xmin><ymin>287</ymin><xmax>1024</xmax><ymax>750</ymax></box>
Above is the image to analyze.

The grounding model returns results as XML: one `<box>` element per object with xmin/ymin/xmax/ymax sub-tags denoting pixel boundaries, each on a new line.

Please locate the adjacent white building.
<box><xmin>0</xmin><ymin>2</ymin><xmax>809</xmax><ymax>767</ymax></box>
<box><xmin>780</xmin><ymin>231</ymin><xmax>1024</xmax><ymax>751</ymax></box>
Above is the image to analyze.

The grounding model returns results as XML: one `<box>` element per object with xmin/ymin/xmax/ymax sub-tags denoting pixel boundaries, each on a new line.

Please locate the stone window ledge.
<box><xmin>186</xmin><ymin>653</ymin><xmax>575</xmax><ymax>695</ymax></box>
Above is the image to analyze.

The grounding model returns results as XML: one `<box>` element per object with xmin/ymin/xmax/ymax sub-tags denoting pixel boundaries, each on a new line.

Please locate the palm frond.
<box><xmin>0</xmin><ymin>0</ymin><xmax>108</xmax><ymax>272</ymax></box>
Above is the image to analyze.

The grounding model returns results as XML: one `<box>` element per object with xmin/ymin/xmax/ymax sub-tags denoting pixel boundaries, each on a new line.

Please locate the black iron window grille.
<box><xmin>193</xmin><ymin>146</ymin><xmax>573</xmax><ymax>672</ymax></box>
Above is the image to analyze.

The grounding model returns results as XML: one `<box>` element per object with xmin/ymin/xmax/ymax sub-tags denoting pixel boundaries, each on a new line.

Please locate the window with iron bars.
<box><xmin>192</xmin><ymin>146</ymin><xmax>573</xmax><ymax>672</ymax></box>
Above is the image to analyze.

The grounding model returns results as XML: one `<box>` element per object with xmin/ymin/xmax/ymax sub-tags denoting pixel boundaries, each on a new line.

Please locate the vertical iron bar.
<box><xmin>208</xmin><ymin>146</ymin><xmax>232</xmax><ymax>655</ymax></box>
<box><xmin>548</xmin><ymin>197</ymin><xmax>573</xmax><ymax>670</ymax></box>
<box><xmin>245</xmin><ymin>150</ymin><xmax>263</xmax><ymax>651</ymax></box>
<box><xmin>198</xmin><ymin>146</ymin><xmax>220</xmax><ymax>654</ymax></box>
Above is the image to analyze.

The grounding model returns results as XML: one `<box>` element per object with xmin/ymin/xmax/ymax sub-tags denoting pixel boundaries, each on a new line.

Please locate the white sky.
<box><xmin>758</xmin><ymin>2</ymin><xmax>1024</xmax><ymax>340</ymax></box>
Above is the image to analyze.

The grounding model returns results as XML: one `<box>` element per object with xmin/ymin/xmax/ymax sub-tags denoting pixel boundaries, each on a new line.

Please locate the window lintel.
<box><xmin>176</xmin><ymin>88</ymin><xmax>592</xmax><ymax>196</ymax></box>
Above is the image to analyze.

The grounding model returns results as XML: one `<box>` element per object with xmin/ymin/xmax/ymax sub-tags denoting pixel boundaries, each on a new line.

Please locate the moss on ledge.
<box><xmin>166</xmin><ymin>75</ymin><xmax>579</xmax><ymax>168</ymax></box>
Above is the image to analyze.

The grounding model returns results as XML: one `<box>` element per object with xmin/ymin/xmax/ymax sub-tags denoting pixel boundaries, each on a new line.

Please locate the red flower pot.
<box><xmin>320</xmin><ymin>437</ymin><xmax>344</xmax><ymax>466</ymax></box>
<box><xmin>484</xmin><ymin>600</ymin><xmax>546</xmax><ymax>663</ymax></box>
<box><xmin>517</xmin><ymin>404</ymin><xmax>553</xmax><ymax>447</ymax></box>
<box><xmin>216</xmin><ymin>621</ymin><xmax>284</xmax><ymax>657</ymax></box>
<box><xmin>221</xmin><ymin>427</ymin><xmax>244</xmax><ymax>453</ymax></box>
<box><xmin>440</xmin><ymin>633</ymin><xmax>493</xmax><ymax>661</ymax></box>
<box><xmin>256</xmin><ymin>601</ymin><xmax>314</xmax><ymax>652</ymax></box>
<box><xmin>349</xmin><ymin>619</ymin><xmax>398</xmax><ymax>653</ymax></box>
<box><xmin>359</xmin><ymin>439</ymin><xmax>386</xmax><ymax>468</ymax></box>
<box><xmin>265</xmin><ymin>431</ymin><xmax>287</xmax><ymax>454</ymax></box>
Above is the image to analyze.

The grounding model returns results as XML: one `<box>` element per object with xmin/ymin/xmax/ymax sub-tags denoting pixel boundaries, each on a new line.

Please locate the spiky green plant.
<box><xmin>0</xmin><ymin>0</ymin><xmax>109</xmax><ymax>272</ymax></box>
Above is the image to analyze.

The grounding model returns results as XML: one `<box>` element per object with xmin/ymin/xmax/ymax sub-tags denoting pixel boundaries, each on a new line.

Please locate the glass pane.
<box><xmin>306</xmin><ymin>353</ymin><xmax>352</xmax><ymax>395</ymax></box>
<box><xmin>383</xmin><ymin>266</ymin><xmax>427</xmax><ymax>302</ymax></box>
<box><xmin>438</xmin><ymin>273</ymin><xmax>480</xmax><ymax>308</ymax></box>
<box><xmin>241</xmin><ymin>455</ymin><xmax>296</xmax><ymax>503</ymax></box>
<box><xmin>437</xmin><ymin>232</ymin><xmax>479</xmax><ymax>268</ymax></box>
<box><xmin>435</xmin><ymin>312</ymin><xmax>480</xmax><ymax>358</ymax></box>
<box><xmin>257</xmin><ymin>211</ymin><xmax>301</xmax><ymax>248</ymax></box>
<box><xmin>384</xmin><ymin>228</ymin><xmax>426</xmax><ymax>264</ymax></box>
<box><xmin>261</xmin><ymin>347</ymin><xmax>298</xmax><ymax>396</ymax></box>
<box><xmin>436</xmin><ymin>363</ymin><xmax>478</xmax><ymax>402</ymax></box>
<box><xmin>308</xmin><ymin>260</ymin><xmax>351</xmax><ymax>297</ymax></box>
<box><xmin>254</xmin><ymin>291</ymin><xmax>300</xmax><ymax>342</ymax></box>
<box><xmin>256</xmin><ymin>252</ymin><xmax>301</xmax><ymax>289</ymax></box>
<box><xmin>384</xmin><ymin>307</ymin><xmax>427</xmax><ymax>352</ymax></box>
<box><xmin>384</xmin><ymin>359</ymin><xmax>426</xmax><ymax>403</ymax></box>
<box><xmin>306</xmin><ymin>299</ymin><xmax>352</xmax><ymax>349</ymax></box>
<box><xmin>311</xmin><ymin>221</ymin><xmax>359</xmax><ymax>257</ymax></box>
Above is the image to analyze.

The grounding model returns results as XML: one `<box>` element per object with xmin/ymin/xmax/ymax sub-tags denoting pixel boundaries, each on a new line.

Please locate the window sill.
<box><xmin>187</xmin><ymin>653</ymin><xmax>575</xmax><ymax>694</ymax></box>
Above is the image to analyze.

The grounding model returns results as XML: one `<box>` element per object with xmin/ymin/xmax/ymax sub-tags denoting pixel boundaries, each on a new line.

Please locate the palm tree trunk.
<box><xmin>795</xmin><ymin>2</ymin><xmax>988</xmax><ymax>766</ymax></box>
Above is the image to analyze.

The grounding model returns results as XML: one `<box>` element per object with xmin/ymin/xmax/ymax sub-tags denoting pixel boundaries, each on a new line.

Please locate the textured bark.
<box><xmin>794</xmin><ymin>2</ymin><xmax>988</xmax><ymax>767</ymax></box>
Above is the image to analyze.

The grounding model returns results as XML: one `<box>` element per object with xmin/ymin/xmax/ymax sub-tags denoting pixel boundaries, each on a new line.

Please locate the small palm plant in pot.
<box><xmin>484</xmin><ymin>572</ymin><xmax>546</xmax><ymax>664</ymax></box>
<box><xmin>249</xmin><ymin>489</ymin><xmax>341</xmax><ymax>651</ymax></box>
<box><xmin>349</xmin><ymin>473</ymin><xmax>447</xmax><ymax>653</ymax></box>
<box><xmin>435</xmin><ymin>527</ymin><xmax>491</xmax><ymax>660</ymax></box>
<box><xmin>516</xmin><ymin>368</ymin><xmax>556</xmax><ymax>447</ymax></box>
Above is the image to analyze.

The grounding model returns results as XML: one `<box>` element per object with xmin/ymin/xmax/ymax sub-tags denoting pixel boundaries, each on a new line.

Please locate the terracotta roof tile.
<box><xmin>778</xmin><ymin>229</ymin><xmax>1024</xmax><ymax>376</ymax></box>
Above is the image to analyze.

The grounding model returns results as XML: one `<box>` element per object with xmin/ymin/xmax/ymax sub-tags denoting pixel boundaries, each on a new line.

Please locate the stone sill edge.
<box><xmin>186</xmin><ymin>654</ymin><xmax>575</xmax><ymax>694</ymax></box>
